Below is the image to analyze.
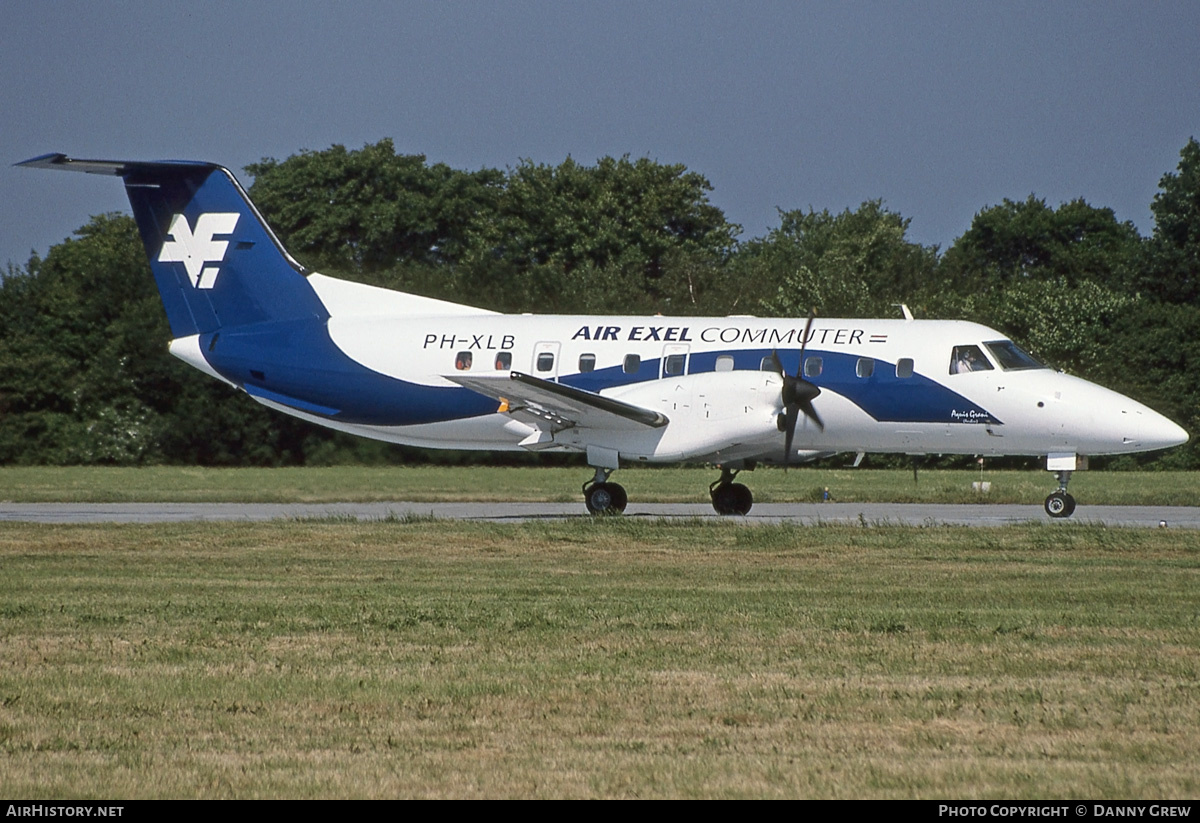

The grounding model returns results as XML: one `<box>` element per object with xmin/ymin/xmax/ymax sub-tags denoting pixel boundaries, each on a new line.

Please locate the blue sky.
<box><xmin>4</xmin><ymin>1</ymin><xmax>1198</xmax><ymax>269</ymax></box>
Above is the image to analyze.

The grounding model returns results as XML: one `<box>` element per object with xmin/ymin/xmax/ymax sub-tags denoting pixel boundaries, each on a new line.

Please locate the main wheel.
<box><xmin>1044</xmin><ymin>491</ymin><xmax>1076</xmax><ymax>518</ymax></box>
<box><xmin>711</xmin><ymin>482</ymin><xmax>753</xmax><ymax>515</ymax></box>
<box><xmin>585</xmin><ymin>482</ymin><xmax>627</xmax><ymax>515</ymax></box>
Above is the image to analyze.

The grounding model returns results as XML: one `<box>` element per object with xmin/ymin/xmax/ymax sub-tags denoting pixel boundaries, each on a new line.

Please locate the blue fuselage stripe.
<box><xmin>205</xmin><ymin>317</ymin><xmax>998</xmax><ymax>428</ymax></box>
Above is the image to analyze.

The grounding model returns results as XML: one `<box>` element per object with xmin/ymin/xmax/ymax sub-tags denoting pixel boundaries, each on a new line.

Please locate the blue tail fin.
<box><xmin>17</xmin><ymin>153</ymin><xmax>327</xmax><ymax>338</ymax></box>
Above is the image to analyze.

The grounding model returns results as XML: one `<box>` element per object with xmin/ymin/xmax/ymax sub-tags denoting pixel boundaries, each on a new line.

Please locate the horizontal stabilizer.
<box><xmin>16</xmin><ymin>153</ymin><xmax>213</xmax><ymax>176</ymax></box>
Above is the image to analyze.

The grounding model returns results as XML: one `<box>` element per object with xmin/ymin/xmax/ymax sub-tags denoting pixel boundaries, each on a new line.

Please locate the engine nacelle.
<box><xmin>555</xmin><ymin>371</ymin><xmax>786</xmax><ymax>462</ymax></box>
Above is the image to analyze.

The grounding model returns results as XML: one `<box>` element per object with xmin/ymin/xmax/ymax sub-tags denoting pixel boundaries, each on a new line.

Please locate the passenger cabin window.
<box><xmin>623</xmin><ymin>354</ymin><xmax>641</xmax><ymax>374</ymax></box>
<box><xmin>950</xmin><ymin>345</ymin><xmax>994</xmax><ymax>374</ymax></box>
<box><xmin>803</xmin><ymin>356</ymin><xmax>822</xmax><ymax>378</ymax></box>
<box><xmin>760</xmin><ymin>355</ymin><xmax>777</xmax><ymax>371</ymax></box>
<box><xmin>856</xmin><ymin>357</ymin><xmax>874</xmax><ymax>378</ymax></box>
<box><xmin>896</xmin><ymin>358</ymin><xmax>914</xmax><ymax>378</ymax></box>
<box><xmin>663</xmin><ymin>353</ymin><xmax>686</xmax><ymax>376</ymax></box>
<box><xmin>578</xmin><ymin>353</ymin><xmax>596</xmax><ymax>373</ymax></box>
<box><xmin>536</xmin><ymin>352</ymin><xmax>554</xmax><ymax>372</ymax></box>
<box><xmin>715</xmin><ymin>355</ymin><xmax>735</xmax><ymax>372</ymax></box>
<box><xmin>983</xmin><ymin>340</ymin><xmax>1046</xmax><ymax>371</ymax></box>
<box><xmin>455</xmin><ymin>352</ymin><xmax>473</xmax><ymax>371</ymax></box>
<box><xmin>495</xmin><ymin>352</ymin><xmax>512</xmax><ymax>370</ymax></box>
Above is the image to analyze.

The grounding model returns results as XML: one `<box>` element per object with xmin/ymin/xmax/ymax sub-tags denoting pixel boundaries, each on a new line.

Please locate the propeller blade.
<box><xmin>796</xmin><ymin>312</ymin><xmax>816</xmax><ymax>371</ymax></box>
<box><xmin>780</xmin><ymin>310</ymin><xmax>825</xmax><ymax>463</ymax></box>
<box><xmin>764</xmin><ymin>349</ymin><xmax>783</xmax><ymax>375</ymax></box>
<box><xmin>799</xmin><ymin>400</ymin><xmax>824</xmax><ymax>432</ymax></box>
<box><xmin>782</xmin><ymin>403</ymin><xmax>799</xmax><ymax>466</ymax></box>
<box><xmin>794</xmin><ymin>312</ymin><xmax>824</xmax><ymax>430</ymax></box>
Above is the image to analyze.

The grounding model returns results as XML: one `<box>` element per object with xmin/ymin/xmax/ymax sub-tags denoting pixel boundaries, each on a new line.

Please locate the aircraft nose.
<box><xmin>1057</xmin><ymin>376</ymin><xmax>1191</xmax><ymax>455</ymax></box>
<box><xmin>1143</xmin><ymin>412</ymin><xmax>1189</xmax><ymax>450</ymax></box>
<box><xmin>1122</xmin><ymin>406</ymin><xmax>1189</xmax><ymax>451</ymax></box>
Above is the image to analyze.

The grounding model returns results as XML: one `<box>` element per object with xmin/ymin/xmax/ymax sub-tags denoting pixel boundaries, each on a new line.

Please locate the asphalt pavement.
<box><xmin>1</xmin><ymin>501</ymin><xmax>1197</xmax><ymax>527</ymax></box>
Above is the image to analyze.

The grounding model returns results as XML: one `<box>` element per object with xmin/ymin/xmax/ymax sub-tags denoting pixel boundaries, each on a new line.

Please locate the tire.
<box><xmin>585</xmin><ymin>482</ymin><xmax>627</xmax><ymax>515</ymax></box>
<box><xmin>1044</xmin><ymin>491</ymin><xmax>1076</xmax><ymax>518</ymax></box>
<box><xmin>712</xmin><ymin>482</ymin><xmax>753</xmax><ymax>515</ymax></box>
<box><xmin>608</xmin><ymin>483</ymin><xmax>628</xmax><ymax>513</ymax></box>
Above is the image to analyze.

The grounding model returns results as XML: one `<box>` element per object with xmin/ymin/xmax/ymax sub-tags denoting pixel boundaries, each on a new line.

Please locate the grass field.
<box><xmin>0</xmin><ymin>465</ymin><xmax>1197</xmax><ymax>505</ymax></box>
<box><xmin>1</xmin><ymin>518</ymin><xmax>1198</xmax><ymax>798</ymax></box>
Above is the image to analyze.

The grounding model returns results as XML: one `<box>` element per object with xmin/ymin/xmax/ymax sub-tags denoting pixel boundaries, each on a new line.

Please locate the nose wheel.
<box><xmin>1044</xmin><ymin>469</ymin><xmax>1076</xmax><ymax>518</ymax></box>
<box><xmin>710</xmin><ymin>468</ymin><xmax>753</xmax><ymax>515</ymax></box>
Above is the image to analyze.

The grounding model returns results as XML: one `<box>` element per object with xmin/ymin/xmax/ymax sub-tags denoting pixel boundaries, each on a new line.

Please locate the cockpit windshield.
<box><xmin>983</xmin><ymin>340</ymin><xmax>1046</xmax><ymax>371</ymax></box>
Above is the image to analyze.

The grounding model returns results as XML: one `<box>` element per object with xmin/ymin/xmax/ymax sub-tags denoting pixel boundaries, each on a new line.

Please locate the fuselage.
<box><xmin>170</xmin><ymin>271</ymin><xmax>1188</xmax><ymax>466</ymax></box>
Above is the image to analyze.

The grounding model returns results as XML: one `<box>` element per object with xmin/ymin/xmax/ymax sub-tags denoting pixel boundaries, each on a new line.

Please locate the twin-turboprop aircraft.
<box><xmin>20</xmin><ymin>153</ymin><xmax>1189</xmax><ymax>516</ymax></box>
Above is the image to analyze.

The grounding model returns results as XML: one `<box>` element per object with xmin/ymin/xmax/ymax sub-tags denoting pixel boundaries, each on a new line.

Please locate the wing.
<box><xmin>445</xmin><ymin>371</ymin><xmax>668</xmax><ymax>431</ymax></box>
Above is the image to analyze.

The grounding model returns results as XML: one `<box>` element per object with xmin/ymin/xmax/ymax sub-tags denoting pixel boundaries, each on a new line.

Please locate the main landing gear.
<box><xmin>1044</xmin><ymin>469</ymin><xmax>1076</xmax><ymax>518</ymax></box>
<box><xmin>583</xmin><ymin>467</ymin><xmax>627</xmax><ymax>515</ymax></box>
<box><xmin>581</xmin><ymin>464</ymin><xmax>755</xmax><ymax>516</ymax></box>
<box><xmin>710</xmin><ymin>466</ymin><xmax>753</xmax><ymax>516</ymax></box>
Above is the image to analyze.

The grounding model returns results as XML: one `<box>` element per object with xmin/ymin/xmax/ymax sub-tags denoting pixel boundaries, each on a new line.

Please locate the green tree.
<box><xmin>0</xmin><ymin>215</ymin><xmax>329</xmax><ymax>465</ymax></box>
<box><xmin>474</xmin><ymin>155</ymin><xmax>733</xmax><ymax>274</ymax></box>
<box><xmin>1088</xmin><ymin>299</ymin><xmax>1200</xmax><ymax>469</ymax></box>
<box><xmin>940</xmin><ymin>195</ymin><xmax>1142</xmax><ymax>291</ymax></box>
<box><xmin>933</xmin><ymin>195</ymin><xmax>1150</xmax><ymax>387</ymax></box>
<box><xmin>747</xmin><ymin>201</ymin><xmax>939</xmax><ymax>318</ymax></box>
<box><xmin>245</xmin><ymin>139</ymin><xmax>505</xmax><ymax>274</ymax></box>
<box><xmin>0</xmin><ymin>215</ymin><xmax>166</xmax><ymax>463</ymax></box>
<box><xmin>246</xmin><ymin>144</ymin><xmax>739</xmax><ymax>315</ymax></box>
<box><xmin>1138</xmin><ymin>137</ymin><xmax>1200</xmax><ymax>303</ymax></box>
<box><xmin>954</xmin><ymin>279</ymin><xmax>1137</xmax><ymax>375</ymax></box>
<box><xmin>460</xmin><ymin>155</ymin><xmax>739</xmax><ymax>313</ymax></box>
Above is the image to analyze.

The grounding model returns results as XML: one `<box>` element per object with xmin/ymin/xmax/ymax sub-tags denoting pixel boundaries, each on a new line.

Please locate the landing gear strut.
<box><xmin>1044</xmin><ymin>470</ymin><xmax>1076</xmax><ymax>518</ymax></box>
<box><xmin>710</xmin><ymin>467</ymin><xmax>753</xmax><ymax>515</ymax></box>
<box><xmin>583</xmin><ymin>467</ymin><xmax>627</xmax><ymax>515</ymax></box>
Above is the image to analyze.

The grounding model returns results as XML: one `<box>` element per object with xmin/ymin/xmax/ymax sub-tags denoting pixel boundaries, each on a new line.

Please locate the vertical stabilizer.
<box><xmin>17</xmin><ymin>154</ymin><xmax>327</xmax><ymax>338</ymax></box>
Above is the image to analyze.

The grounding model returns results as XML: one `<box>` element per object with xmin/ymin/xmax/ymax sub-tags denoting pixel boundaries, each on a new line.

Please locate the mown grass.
<box><xmin>1</xmin><ymin>519</ymin><xmax>1198</xmax><ymax>798</ymax></box>
<box><xmin>0</xmin><ymin>465</ymin><xmax>1197</xmax><ymax>505</ymax></box>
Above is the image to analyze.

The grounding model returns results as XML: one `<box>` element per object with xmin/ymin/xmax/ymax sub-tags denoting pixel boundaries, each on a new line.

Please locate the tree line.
<box><xmin>2</xmin><ymin>137</ymin><xmax>1197</xmax><ymax>468</ymax></box>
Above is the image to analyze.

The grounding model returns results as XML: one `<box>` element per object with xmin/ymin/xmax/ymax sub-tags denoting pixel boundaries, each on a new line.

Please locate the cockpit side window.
<box><xmin>983</xmin><ymin>340</ymin><xmax>1046</xmax><ymax>371</ymax></box>
<box><xmin>949</xmin><ymin>345</ymin><xmax>994</xmax><ymax>374</ymax></box>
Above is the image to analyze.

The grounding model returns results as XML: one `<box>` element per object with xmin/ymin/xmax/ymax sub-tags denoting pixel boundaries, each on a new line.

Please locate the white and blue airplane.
<box><xmin>19</xmin><ymin>153</ymin><xmax>1189</xmax><ymax>516</ymax></box>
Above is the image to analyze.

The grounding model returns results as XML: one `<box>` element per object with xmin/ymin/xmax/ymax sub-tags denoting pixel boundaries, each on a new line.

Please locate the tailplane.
<box><xmin>17</xmin><ymin>153</ymin><xmax>327</xmax><ymax>338</ymax></box>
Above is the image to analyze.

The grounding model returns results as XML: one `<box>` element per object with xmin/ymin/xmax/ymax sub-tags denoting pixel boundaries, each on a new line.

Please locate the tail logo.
<box><xmin>158</xmin><ymin>213</ymin><xmax>240</xmax><ymax>289</ymax></box>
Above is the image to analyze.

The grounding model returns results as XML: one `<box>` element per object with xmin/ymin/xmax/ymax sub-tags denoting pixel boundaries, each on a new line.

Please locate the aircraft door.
<box><xmin>660</xmin><ymin>344</ymin><xmax>690</xmax><ymax>378</ymax></box>
<box><xmin>532</xmin><ymin>341</ymin><xmax>561</xmax><ymax>382</ymax></box>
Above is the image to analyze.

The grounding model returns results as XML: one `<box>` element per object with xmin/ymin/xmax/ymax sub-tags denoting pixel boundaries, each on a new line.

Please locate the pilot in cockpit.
<box><xmin>950</xmin><ymin>345</ymin><xmax>993</xmax><ymax>374</ymax></box>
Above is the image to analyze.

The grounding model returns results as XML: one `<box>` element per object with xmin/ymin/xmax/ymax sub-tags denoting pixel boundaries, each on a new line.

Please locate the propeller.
<box><xmin>768</xmin><ymin>313</ymin><xmax>824</xmax><ymax>465</ymax></box>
